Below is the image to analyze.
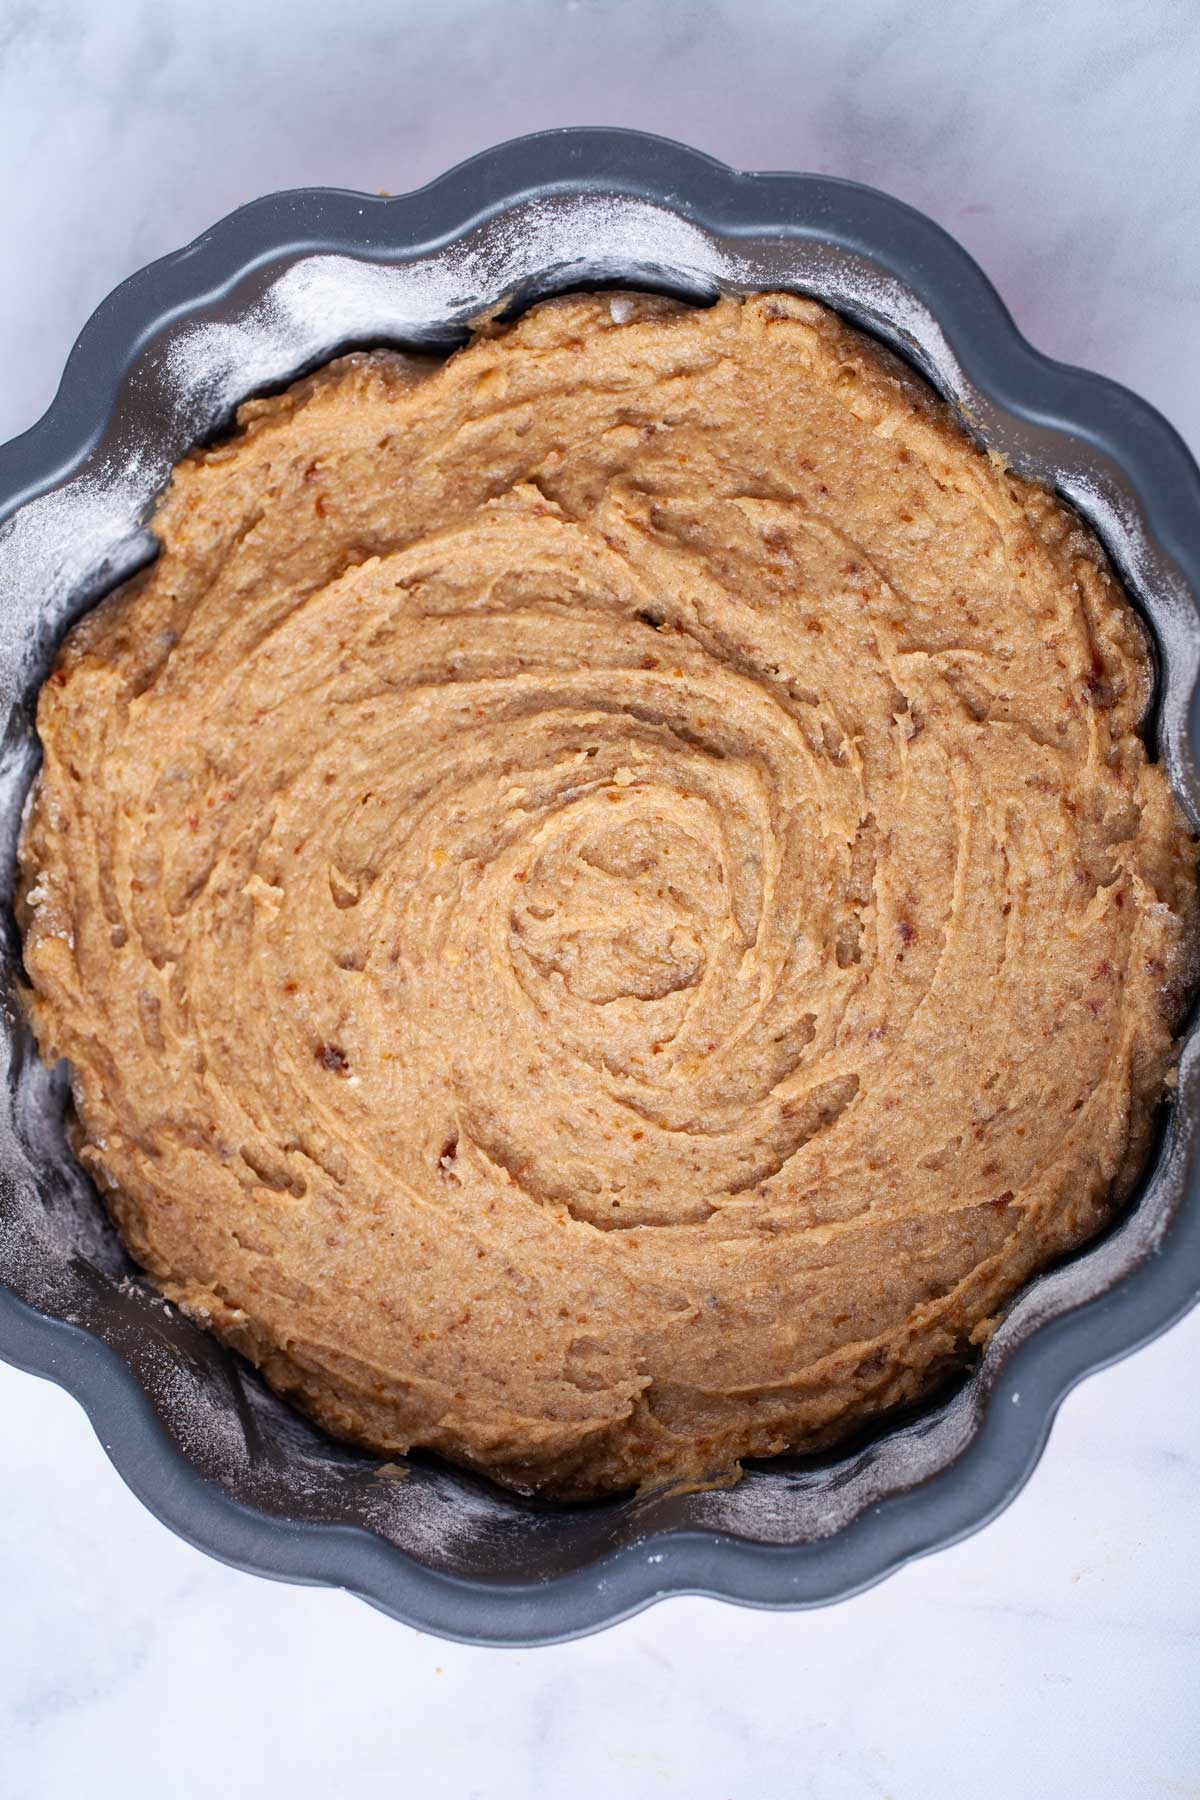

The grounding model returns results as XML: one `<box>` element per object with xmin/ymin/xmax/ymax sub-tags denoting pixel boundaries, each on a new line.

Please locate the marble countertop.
<box><xmin>2</xmin><ymin>2</ymin><xmax>1198</xmax><ymax>1794</ymax></box>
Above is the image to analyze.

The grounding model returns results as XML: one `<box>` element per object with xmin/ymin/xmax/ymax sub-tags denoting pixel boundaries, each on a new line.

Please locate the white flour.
<box><xmin>163</xmin><ymin>195</ymin><xmax>752</xmax><ymax>417</ymax></box>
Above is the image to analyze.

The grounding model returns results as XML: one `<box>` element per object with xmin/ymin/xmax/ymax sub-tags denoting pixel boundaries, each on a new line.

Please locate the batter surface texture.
<box><xmin>19</xmin><ymin>292</ymin><xmax>1197</xmax><ymax>1497</ymax></box>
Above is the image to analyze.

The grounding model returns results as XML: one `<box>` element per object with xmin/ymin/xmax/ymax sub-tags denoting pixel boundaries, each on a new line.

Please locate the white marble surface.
<box><xmin>2</xmin><ymin>1</ymin><xmax>1199</xmax><ymax>1794</ymax></box>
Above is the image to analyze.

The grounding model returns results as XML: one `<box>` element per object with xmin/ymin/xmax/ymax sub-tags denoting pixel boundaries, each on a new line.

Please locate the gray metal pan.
<box><xmin>1</xmin><ymin>128</ymin><xmax>1198</xmax><ymax>1645</ymax></box>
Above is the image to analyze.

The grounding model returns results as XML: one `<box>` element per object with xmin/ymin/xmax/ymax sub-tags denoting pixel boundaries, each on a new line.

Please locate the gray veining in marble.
<box><xmin>1</xmin><ymin>2</ymin><xmax>1198</xmax><ymax>1796</ymax></box>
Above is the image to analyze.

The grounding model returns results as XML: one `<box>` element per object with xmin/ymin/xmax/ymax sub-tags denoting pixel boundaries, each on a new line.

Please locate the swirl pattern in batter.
<box><xmin>18</xmin><ymin>292</ymin><xmax>1197</xmax><ymax>1497</ymax></box>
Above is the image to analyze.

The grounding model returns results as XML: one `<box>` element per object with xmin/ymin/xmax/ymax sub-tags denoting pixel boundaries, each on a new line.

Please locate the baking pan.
<box><xmin>1</xmin><ymin>128</ymin><xmax>1199</xmax><ymax>1646</ymax></box>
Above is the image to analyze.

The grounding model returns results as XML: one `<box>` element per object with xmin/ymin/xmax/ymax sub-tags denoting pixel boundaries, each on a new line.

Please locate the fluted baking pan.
<box><xmin>2</xmin><ymin>129</ymin><xmax>1199</xmax><ymax>1646</ymax></box>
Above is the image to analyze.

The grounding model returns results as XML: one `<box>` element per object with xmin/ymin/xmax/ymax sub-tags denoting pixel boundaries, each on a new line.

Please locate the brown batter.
<box><xmin>18</xmin><ymin>291</ymin><xmax>1197</xmax><ymax>1499</ymax></box>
